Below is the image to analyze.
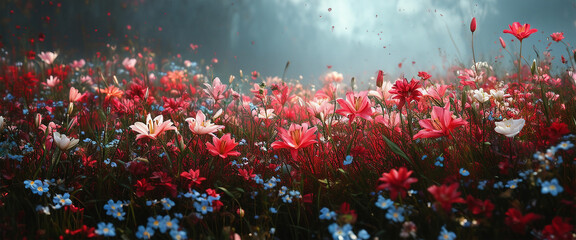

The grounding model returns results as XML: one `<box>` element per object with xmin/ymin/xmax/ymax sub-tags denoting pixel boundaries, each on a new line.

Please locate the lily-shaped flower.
<box><xmin>203</xmin><ymin>77</ymin><xmax>227</xmax><ymax>102</ymax></box>
<box><xmin>44</xmin><ymin>76</ymin><xmax>61</xmax><ymax>88</ymax></box>
<box><xmin>427</xmin><ymin>182</ymin><xmax>466</xmax><ymax>213</ymax></box>
<box><xmin>413</xmin><ymin>103</ymin><xmax>468</xmax><ymax>139</ymax></box>
<box><xmin>130</xmin><ymin>114</ymin><xmax>176</xmax><ymax>140</ymax></box>
<box><xmin>336</xmin><ymin>91</ymin><xmax>374</xmax><ymax>122</ymax></box>
<box><xmin>38</xmin><ymin>51</ymin><xmax>58</xmax><ymax>64</ymax></box>
<box><xmin>377</xmin><ymin>167</ymin><xmax>418</xmax><ymax>201</ymax></box>
<box><xmin>122</xmin><ymin>58</ymin><xmax>137</xmax><ymax>71</ymax></box>
<box><xmin>271</xmin><ymin>123</ymin><xmax>318</xmax><ymax>159</ymax></box>
<box><xmin>206</xmin><ymin>133</ymin><xmax>240</xmax><ymax>159</ymax></box>
<box><xmin>53</xmin><ymin>132</ymin><xmax>79</xmax><ymax>150</ymax></box>
<box><xmin>97</xmin><ymin>85</ymin><xmax>124</xmax><ymax>101</ymax></box>
<box><xmin>389</xmin><ymin>78</ymin><xmax>423</xmax><ymax>110</ymax></box>
<box><xmin>503</xmin><ymin>22</ymin><xmax>538</xmax><ymax>42</ymax></box>
<box><xmin>185</xmin><ymin>110</ymin><xmax>224</xmax><ymax>135</ymax></box>
<box><xmin>69</xmin><ymin>87</ymin><xmax>86</xmax><ymax>102</ymax></box>
<box><xmin>494</xmin><ymin>118</ymin><xmax>525</xmax><ymax>138</ymax></box>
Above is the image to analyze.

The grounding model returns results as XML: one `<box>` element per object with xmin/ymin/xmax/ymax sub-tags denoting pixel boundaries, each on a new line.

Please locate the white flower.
<box><xmin>122</xmin><ymin>58</ymin><xmax>137</xmax><ymax>70</ymax></box>
<box><xmin>53</xmin><ymin>132</ymin><xmax>79</xmax><ymax>150</ymax></box>
<box><xmin>472</xmin><ymin>88</ymin><xmax>490</xmax><ymax>103</ymax></box>
<box><xmin>490</xmin><ymin>89</ymin><xmax>508</xmax><ymax>102</ymax></box>
<box><xmin>494</xmin><ymin>118</ymin><xmax>525</xmax><ymax>138</ymax></box>
<box><xmin>0</xmin><ymin>116</ymin><xmax>5</xmax><ymax>131</ymax></box>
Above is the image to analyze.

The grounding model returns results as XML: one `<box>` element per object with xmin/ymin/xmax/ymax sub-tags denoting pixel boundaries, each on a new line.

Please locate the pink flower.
<box><xmin>38</xmin><ymin>51</ymin><xmax>58</xmax><ymax>64</ymax></box>
<box><xmin>180</xmin><ymin>169</ymin><xmax>206</xmax><ymax>187</ymax></box>
<box><xmin>271</xmin><ymin>123</ymin><xmax>317</xmax><ymax>159</ymax></box>
<box><xmin>427</xmin><ymin>183</ymin><xmax>466</xmax><ymax>212</ymax></box>
<box><xmin>413</xmin><ymin>103</ymin><xmax>468</xmax><ymax>139</ymax></box>
<box><xmin>499</xmin><ymin>37</ymin><xmax>506</xmax><ymax>48</ymax></box>
<box><xmin>206</xmin><ymin>133</ymin><xmax>241</xmax><ymax>159</ymax></box>
<box><xmin>324</xmin><ymin>71</ymin><xmax>343</xmax><ymax>83</ymax></box>
<box><xmin>203</xmin><ymin>77</ymin><xmax>228</xmax><ymax>102</ymax></box>
<box><xmin>389</xmin><ymin>78</ymin><xmax>423</xmax><ymax>110</ymax></box>
<box><xmin>503</xmin><ymin>22</ymin><xmax>538</xmax><ymax>42</ymax></box>
<box><xmin>550</xmin><ymin>32</ymin><xmax>564</xmax><ymax>42</ymax></box>
<box><xmin>70</xmin><ymin>59</ymin><xmax>86</xmax><ymax>69</ymax></box>
<box><xmin>185</xmin><ymin>110</ymin><xmax>224</xmax><ymax>135</ymax></box>
<box><xmin>129</xmin><ymin>114</ymin><xmax>176</xmax><ymax>140</ymax></box>
<box><xmin>44</xmin><ymin>76</ymin><xmax>61</xmax><ymax>88</ymax></box>
<box><xmin>336</xmin><ymin>91</ymin><xmax>374</xmax><ymax>122</ymax></box>
<box><xmin>377</xmin><ymin>167</ymin><xmax>418</xmax><ymax>200</ymax></box>
<box><xmin>69</xmin><ymin>87</ymin><xmax>86</xmax><ymax>102</ymax></box>
<box><xmin>122</xmin><ymin>58</ymin><xmax>137</xmax><ymax>70</ymax></box>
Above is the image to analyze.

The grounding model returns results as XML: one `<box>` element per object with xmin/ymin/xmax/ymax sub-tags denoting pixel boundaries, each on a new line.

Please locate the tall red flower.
<box><xmin>550</xmin><ymin>32</ymin><xmax>565</xmax><ymax>42</ymax></box>
<box><xmin>377</xmin><ymin>167</ymin><xmax>418</xmax><ymax>200</ymax></box>
<box><xmin>503</xmin><ymin>22</ymin><xmax>538</xmax><ymax>41</ymax></box>
<box><xmin>180</xmin><ymin>169</ymin><xmax>206</xmax><ymax>188</ymax></box>
<box><xmin>389</xmin><ymin>78</ymin><xmax>422</xmax><ymax>110</ymax></box>
<box><xmin>206</xmin><ymin>133</ymin><xmax>241</xmax><ymax>159</ymax></box>
<box><xmin>271</xmin><ymin>123</ymin><xmax>318</xmax><ymax>159</ymax></box>
<box><xmin>336</xmin><ymin>91</ymin><xmax>374</xmax><ymax>122</ymax></box>
<box><xmin>504</xmin><ymin>208</ymin><xmax>542</xmax><ymax>234</ymax></box>
<box><xmin>470</xmin><ymin>17</ymin><xmax>477</xmax><ymax>33</ymax></box>
<box><xmin>413</xmin><ymin>103</ymin><xmax>467</xmax><ymax>139</ymax></box>
<box><xmin>542</xmin><ymin>217</ymin><xmax>574</xmax><ymax>240</ymax></box>
<box><xmin>427</xmin><ymin>183</ymin><xmax>466</xmax><ymax>212</ymax></box>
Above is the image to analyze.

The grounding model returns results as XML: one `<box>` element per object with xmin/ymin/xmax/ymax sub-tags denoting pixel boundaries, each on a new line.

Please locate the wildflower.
<box><xmin>418</xmin><ymin>71</ymin><xmax>432</xmax><ymax>80</ymax></box>
<box><xmin>129</xmin><ymin>114</ymin><xmax>177</xmax><ymax>140</ymax></box>
<box><xmin>97</xmin><ymin>85</ymin><xmax>124</xmax><ymax>101</ymax></box>
<box><xmin>180</xmin><ymin>169</ymin><xmax>206</xmax><ymax>187</ymax></box>
<box><xmin>53</xmin><ymin>132</ymin><xmax>80</xmax><ymax>150</ymax></box>
<box><xmin>158</xmin><ymin>215</ymin><xmax>178</xmax><ymax>233</ymax></box>
<box><xmin>358</xmin><ymin>229</ymin><xmax>370</xmax><ymax>240</ymax></box>
<box><xmin>52</xmin><ymin>193</ymin><xmax>73</xmax><ymax>209</ymax></box>
<box><xmin>95</xmin><ymin>222</ymin><xmax>116</xmax><ymax>237</ymax></box>
<box><xmin>160</xmin><ymin>198</ymin><xmax>175</xmax><ymax>211</ymax></box>
<box><xmin>376</xmin><ymin>70</ymin><xmax>385</xmax><ymax>87</ymax></box>
<box><xmin>427</xmin><ymin>183</ymin><xmax>466</xmax><ymax>212</ymax></box>
<box><xmin>194</xmin><ymin>200</ymin><xmax>213</xmax><ymax>215</ymax></box>
<box><xmin>490</xmin><ymin>88</ymin><xmax>508</xmax><ymax>102</ymax></box>
<box><xmin>328</xmin><ymin>223</ymin><xmax>353</xmax><ymax>240</ymax></box>
<box><xmin>319</xmin><ymin>207</ymin><xmax>337</xmax><ymax>220</ymax></box>
<box><xmin>504</xmin><ymin>208</ymin><xmax>542</xmax><ymax>234</ymax></box>
<box><xmin>69</xmin><ymin>87</ymin><xmax>85</xmax><ymax>102</ymax></box>
<box><xmin>335</xmin><ymin>91</ymin><xmax>374</xmax><ymax>122</ymax></box>
<box><xmin>135</xmin><ymin>225</ymin><xmax>155</xmax><ymax>239</ymax></box>
<box><xmin>557</xmin><ymin>141</ymin><xmax>574</xmax><ymax>150</ymax></box>
<box><xmin>44</xmin><ymin>76</ymin><xmax>61</xmax><ymax>88</ymax></box>
<box><xmin>170</xmin><ymin>229</ymin><xmax>188</xmax><ymax>240</ymax></box>
<box><xmin>438</xmin><ymin>226</ymin><xmax>456</xmax><ymax>240</ymax></box>
<box><xmin>499</xmin><ymin>37</ymin><xmax>507</xmax><ymax>48</ymax></box>
<box><xmin>542</xmin><ymin>217</ymin><xmax>574</xmax><ymax>240</ymax></box>
<box><xmin>24</xmin><ymin>180</ymin><xmax>38</xmax><ymax>190</ymax></box>
<box><xmin>550</xmin><ymin>32</ymin><xmax>564</xmax><ymax>42</ymax></box>
<box><xmin>503</xmin><ymin>22</ymin><xmax>538</xmax><ymax>41</ymax></box>
<box><xmin>147</xmin><ymin>216</ymin><xmax>163</xmax><ymax>230</ymax></box>
<box><xmin>459</xmin><ymin>168</ymin><xmax>470</xmax><ymax>176</ymax></box>
<box><xmin>271</xmin><ymin>122</ymin><xmax>318</xmax><ymax>159</ymax></box>
<box><xmin>472</xmin><ymin>88</ymin><xmax>490</xmax><ymax>102</ymax></box>
<box><xmin>375</xmin><ymin>195</ymin><xmax>394</xmax><ymax>210</ymax></box>
<box><xmin>324</xmin><ymin>71</ymin><xmax>343</xmax><ymax>83</ymax></box>
<box><xmin>206</xmin><ymin>133</ymin><xmax>241</xmax><ymax>159</ymax></box>
<box><xmin>203</xmin><ymin>77</ymin><xmax>228</xmax><ymax>102</ymax></box>
<box><xmin>30</xmin><ymin>180</ymin><xmax>50</xmax><ymax>196</ymax></box>
<box><xmin>377</xmin><ymin>167</ymin><xmax>418</xmax><ymax>200</ymax></box>
<box><xmin>281</xmin><ymin>194</ymin><xmax>293</xmax><ymax>203</ymax></box>
<box><xmin>38</xmin><ymin>51</ymin><xmax>58</xmax><ymax>64</ymax></box>
<box><xmin>541</xmin><ymin>178</ymin><xmax>564</xmax><ymax>196</ymax></box>
<box><xmin>470</xmin><ymin>17</ymin><xmax>477</xmax><ymax>33</ymax></box>
<box><xmin>343</xmin><ymin>155</ymin><xmax>353</xmax><ymax>165</ymax></box>
<box><xmin>389</xmin><ymin>77</ymin><xmax>423</xmax><ymax>109</ymax></box>
<box><xmin>466</xmin><ymin>195</ymin><xmax>494</xmax><ymax>218</ymax></box>
<box><xmin>386</xmin><ymin>206</ymin><xmax>405</xmax><ymax>222</ymax></box>
<box><xmin>413</xmin><ymin>103</ymin><xmax>467</xmax><ymax>139</ymax></box>
<box><xmin>122</xmin><ymin>57</ymin><xmax>137</xmax><ymax>70</ymax></box>
<box><xmin>185</xmin><ymin>110</ymin><xmax>224</xmax><ymax>135</ymax></box>
<box><xmin>494</xmin><ymin>118</ymin><xmax>525</xmax><ymax>138</ymax></box>
<box><xmin>400</xmin><ymin>221</ymin><xmax>417</xmax><ymax>239</ymax></box>
<box><xmin>0</xmin><ymin>116</ymin><xmax>5</xmax><ymax>131</ymax></box>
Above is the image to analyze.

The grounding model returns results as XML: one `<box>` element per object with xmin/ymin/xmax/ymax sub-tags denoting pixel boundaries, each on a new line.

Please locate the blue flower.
<box><xmin>319</xmin><ymin>207</ymin><xmax>337</xmax><ymax>221</ymax></box>
<box><xmin>505</xmin><ymin>178</ymin><xmax>522</xmax><ymax>189</ymax></box>
<box><xmin>158</xmin><ymin>215</ymin><xmax>179</xmax><ymax>234</ymax></box>
<box><xmin>386</xmin><ymin>206</ymin><xmax>405</xmax><ymax>223</ymax></box>
<box><xmin>52</xmin><ymin>193</ymin><xmax>72</xmax><ymax>209</ymax></box>
<box><xmin>328</xmin><ymin>223</ymin><xmax>353</xmax><ymax>240</ymax></box>
<box><xmin>24</xmin><ymin>180</ymin><xmax>38</xmax><ymax>190</ymax></box>
<box><xmin>103</xmin><ymin>199</ymin><xmax>126</xmax><ymax>220</ymax></box>
<box><xmin>541</xmin><ymin>178</ymin><xmax>564</xmax><ymax>196</ymax></box>
<box><xmin>135</xmin><ymin>225</ymin><xmax>155</xmax><ymax>239</ymax></box>
<box><xmin>194</xmin><ymin>199</ymin><xmax>213</xmax><ymax>215</ymax></box>
<box><xmin>282</xmin><ymin>195</ymin><xmax>293</xmax><ymax>203</ymax></box>
<box><xmin>30</xmin><ymin>180</ymin><xmax>49</xmax><ymax>196</ymax></box>
<box><xmin>459</xmin><ymin>168</ymin><xmax>470</xmax><ymax>176</ymax></box>
<box><xmin>557</xmin><ymin>141</ymin><xmax>574</xmax><ymax>150</ymax></box>
<box><xmin>358</xmin><ymin>229</ymin><xmax>370</xmax><ymax>240</ymax></box>
<box><xmin>477</xmin><ymin>180</ymin><xmax>487</xmax><ymax>190</ymax></box>
<box><xmin>147</xmin><ymin>216</ymin><xmax>163</xmax><ymax>230</ymax></box>
<box><xmin>438</xmin><ymin>225</ymin><xmax>456</xmax><ymax>240</ymax></box>
<box><xmin>95</xmin><ymin>222</ymin><xmax>116</xmax><ymax>237</ymax></box>
<box><xmin>344</xmin><ymin>155</ymin><xmax>353</xmax><ymax>165</ymax></box>
<box><xmin>161</xmin><ymin>198</ymin><xmax>175</xmax><ymax>211</ymax></box>
<box><xmin>169</xmin><ymin>229</ymin><xmax>187</xmax><ymax>240</ymax></box>
<box><xmin>375</xmin><ymin>195</ymin><xmax>394</xmax><ymax>210</ymax></box>
<box><xmin>269</xmin><ymin>207</ymin><xmax>278</xmax><ymax>214</ymax></box>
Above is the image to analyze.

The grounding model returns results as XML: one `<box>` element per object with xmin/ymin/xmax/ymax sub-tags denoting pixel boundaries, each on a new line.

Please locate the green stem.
<box><xmin>518</xmin><ymin>41</ymin><xmax>523</xmax><ymax>83</ymax></box>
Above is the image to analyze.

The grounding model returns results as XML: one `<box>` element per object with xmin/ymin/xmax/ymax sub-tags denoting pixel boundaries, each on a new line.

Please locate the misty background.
<box><xmin>1</xmin><ymin>0</ymin><xmax>575</xmax><ymax>85</ymax></box>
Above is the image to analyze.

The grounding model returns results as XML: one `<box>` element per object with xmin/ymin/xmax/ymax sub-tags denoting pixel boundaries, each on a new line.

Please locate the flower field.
<box><xmin>0</xmin><ymin>20</ymin><xmax>575</xmax><ymax>240</ymax></box>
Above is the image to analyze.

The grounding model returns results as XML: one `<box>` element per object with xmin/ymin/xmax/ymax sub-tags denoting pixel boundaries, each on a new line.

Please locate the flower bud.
<box><xmin>376</xmin><ymin>70</ymin><xmax>384</xmax><ymax>88</ymax></box>
<box><xmin>499</xmin><ymin>37</ymin><xmax>506</xmax><ymax>49</ymax></box>
<box><xmin>470</xmin><ymin>17</ymin><xmax>477</xmax><ymax>33</ymax></box>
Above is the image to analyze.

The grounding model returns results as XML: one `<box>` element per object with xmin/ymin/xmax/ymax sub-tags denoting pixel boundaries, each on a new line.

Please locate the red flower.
<box><xmin>336</xmin><ymin>91</ymin><xmax>374</xmax><ymax>122</ymax></box>
<box><xmin>427</xmin><ymin>183</ymin><xmax>466</xmax><ymax>212</ymax></box>
<box><xmin>389</xmin><ymin>78</ymin><xmax>422</xmax><ymax>110</ymax></box>
<box><xmin>503</xmin><ymin>22</ymin><xmax>538</xmax><ymax>41</ymax></box>
<box><xmin>413</xmin><ymin>103</ymin><xmax>468</xmax><ymax>139</ymax></box>
<box><xmin>238</xmin><ymin>168</ymin><xmax>256</xmax><ymax>181</ymax></box>
<box><xmin>377</xmin><ymin>167</ymin><xmax>418</xmax><ymax>200</ymax></box>
<box><xmin>417</xmin><ymin>71</ymin><xmax>431</xmax><ymax>81</ymax></box>
<box><xmin>271</xmin><ymin>122</ymin><xmax>317</xmax><ymax>159</ymax></box>
<box><xmin>470</xmin><ymin>17</ymin><xmax>477</xmax><ymax>33</ymax></box>
<box><xmin>206</xmin><ymin>133</ymin><xmax>241</xmax><ymax>159</ymax></box>
<box><xmin>504</xmin><ymin>208</ymin><xmax>542</xmax><ymax>234</ymax></box>
<box><xmin>376</xmin><ymin>70</ymin><xmax>384</xmax><ymax>88</ymax></box>
<box><xmin>465</xmin><ymin>195</ymin><xmax>494</xmax><ymax>218</ymax></box>
<box><xmin>134</xmin><ymin>179</ymin><xmax>155</xmax><ymax>198</ymax></box>
<box><xmin>550</xmin><ymin>32</ymin><xmax>564</xmax><ymax>42</ymax></box>
<box><xmin>542</xmin><ymin>217</ymin><xmax>574</xmax><ymax>240</ymax></box>
<box><xmin>180</xmin><ymin>169</ymin><xmax>206</xmax><ymax>188</ymax></box>
<box><xmin>499</xmin><ymin>37</ymin><xmax>506</xmax><ymax>48</ymax></box>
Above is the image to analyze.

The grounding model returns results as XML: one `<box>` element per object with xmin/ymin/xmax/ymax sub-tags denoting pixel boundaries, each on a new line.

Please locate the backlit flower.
<box><xmin>123</xmin><ymin>58</ymin><xmax>137</xmax><ymax>70</ymax></box>
<box><xmin>44</xmin><ymin>76</ymin><xmax>61</xmax><ymax>88</ymax></box>
<box><xmin>503</xmin><ymin>22</ymin><xmax>538</xmax><ymax>41</ymax></box>
<box><xmin>98</xmin><ymin>85</ymin><xmax>124</xmax><ymax>101</ymax></box>
<box><xmin>38</xmin><ymin>51</ymin><xmax>58</xmax><ymax>64</ymax></box>
<box><xmin>53</xmin><ymin>132</ymin><xmax>79</xmax><ymax>150</ymax></box>
<box><xmin>494</xmin><ymin>118</ymin><xmax>525</xmax><ymax>138</ymax></box>
<box><xmin>129</xmin><ymin>114</ymin><xmax>176</xmax><ymax>140</ymax></box>
<box><xmin>550</xmin><ymin>32</ymin><xmax>564</xmax><ymax>42</ymax></box>
<box><xmin>413</xmin><ymin>104</ymin><xmax>467</xmax><ymax>139</ymax></box>
<box><xmin>271</xmin><ymin>123</ymin><xmax>318</xmax><ymax>159</ymax></box>
<box><xmin>69</xmin><ymin>87</ymin><xmax>86</xmax><ymax>102</ymax></box>
<box><xmin>203</xmin><ymin>77</ymin><xmax>227</xmax><ymax>102</ymax></box>
<box><xmin>336</xmin><ymin>91</ymin><xmax>374</xmax><ymax>122</ymax></box>
<box><xmin>389</xmin><ymin>78</ymin><xmax>423</xmax><ymax>109</ymax></box>
<box><xmin>427</xmin><ymin>183</ymin><xmax>466</xmax><ymax>212</ymax></box>
<box><xmin>185</xmin><ymin>110</ymin><xmax>224</xmax><ymax>135</ymax></box>
<box><xmin>541</xmin><ymin>178</ymin><xmax>564</xmax><ymax>196</ymax></box>
<box><xmin>324</xmin><ymin>71</ymin><xmax>343</xmax><ymax>83</ymax></box>
<box><xmin>377</xmin><ymin>167</ymin><xmax>418</xmax><ymax>200</ymax></box>
<box><xmin>206</xmin><ymin>133</ymin><xmax>240</xmax><ymax>159</ymax></box>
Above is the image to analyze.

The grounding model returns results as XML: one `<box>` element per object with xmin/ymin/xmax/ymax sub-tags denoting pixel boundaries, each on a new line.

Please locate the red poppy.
<box><xmin>503</xmin><ymin>22</ymin><xmax>538</xmax><ymax>41</ymax></box>
<box><xmin>377</xmin><ymin>167</ymin><xmax>418</xmax><ymax>200</ymax></box>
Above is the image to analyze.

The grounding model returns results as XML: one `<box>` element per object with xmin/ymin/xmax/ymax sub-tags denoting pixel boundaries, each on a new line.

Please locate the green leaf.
<box><xmin>382</xmin><ymin>134</ymin><xmax>416</xmax><ymax>169</ymax></box>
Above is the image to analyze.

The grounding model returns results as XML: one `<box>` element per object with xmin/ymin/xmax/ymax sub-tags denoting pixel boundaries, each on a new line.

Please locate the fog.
<box><xmin>2</xmin><ymin>0</ymin><xmax>575</xmax><ymax>84</ymax></box>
